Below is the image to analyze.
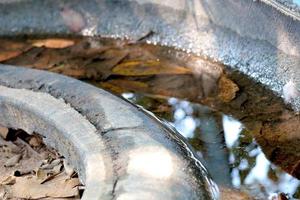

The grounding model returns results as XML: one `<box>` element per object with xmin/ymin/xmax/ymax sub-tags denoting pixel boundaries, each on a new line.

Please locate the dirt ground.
<box><xmin>0</xmin><ymin>126</ymin><xmax>82</xmax><ymax>200</ymax></box>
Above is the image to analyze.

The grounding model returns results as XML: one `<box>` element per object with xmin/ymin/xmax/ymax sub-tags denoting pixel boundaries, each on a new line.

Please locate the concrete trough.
<box><xmin>0</xmin><ymin>66</ymin><xmax>218</xmax><ymax>200</ymax></box>
<box><xmin>0</xmin><ymin>0</ymin><xmax>300</xmax><ymax>199</ymax></box>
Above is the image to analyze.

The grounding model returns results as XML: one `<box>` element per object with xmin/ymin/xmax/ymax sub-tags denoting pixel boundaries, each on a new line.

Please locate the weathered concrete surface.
<box><xmin>0</xmin><ymin>86</ymin><xmax>109</xmax><ymax>200</ymax></box>
<box><xmin>0</xmin><ymin>65</ymin><xmax>218</xmax><ymax>200</ymax></box>
<box><xmin>0</xmin><ymin>0</ymin><xmax>300</xmax><ymax>110</ymax></box>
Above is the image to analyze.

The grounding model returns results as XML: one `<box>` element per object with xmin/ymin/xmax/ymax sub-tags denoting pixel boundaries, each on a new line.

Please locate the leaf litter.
<box><xmin>0</xmin><ymin>128</ymin><xmax>82</xmax><ymax>200</ymax></box>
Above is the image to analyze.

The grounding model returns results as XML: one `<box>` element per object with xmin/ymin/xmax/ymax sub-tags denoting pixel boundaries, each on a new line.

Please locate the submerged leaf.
<box><xmin>0</xmin><ymin>51</ymin><xmax>23</xmax><ymax>62</ymax></box>
<box><xmin>30</xmin><ymin>39</ymin><xmax>75</xmax><ymax>49</ymax></box>
<box><xmin>107</xmin><ymin>80</ymin><xmax>149</xmax><ymax>92</ymax></box>
<box><xmin>112</xmin><ymin>60</ymin><xmax>191</xmax><ymax>76</ymax></box>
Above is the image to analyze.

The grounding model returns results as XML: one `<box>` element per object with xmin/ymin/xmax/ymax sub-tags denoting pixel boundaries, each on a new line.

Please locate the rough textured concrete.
<box><xmin>0</xmin><ymin>65</ymin><xmax>218</xmax><ymax>200</ymax></box>
<box><xmin>0</xmin><ymin>85</ymin><xmax>109</xmax><ymax>200</ymax></box>
<box><xmin>275</xmin><ymin>0</ymin><xmax>300</xmax><ymax>14</ymax></box>
<box><xmin>0</xmin><ymin>0</ymin><xmax>300</xmax><ymax>110</ymax></box>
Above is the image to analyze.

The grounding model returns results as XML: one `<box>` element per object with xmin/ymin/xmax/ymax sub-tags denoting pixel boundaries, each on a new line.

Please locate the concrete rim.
<box><xmin>0</xmin><ymin>65</ymin><xmax>218</xmax><ymax>200</ymax></box>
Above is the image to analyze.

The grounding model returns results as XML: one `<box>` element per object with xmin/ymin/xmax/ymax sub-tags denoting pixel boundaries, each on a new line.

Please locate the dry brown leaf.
<box><xmin>1</xmin><ymin>176</ymin><xmax>16</xmax><ymax>185</ymax></box>
<box><xmin>0</xmin><ymin>50</ymin><xmax>23</xmax><ymax>62</ymax></box>
<box><xmin>0</xmin><ymin>126</ymin><xmax>8</xmax><ymax>139</ymax></box>
<box><xmin>0</xmin><ymin>40</ymin><xmax>26</xmax><ymax>50</ymax></box>
<box><xmin>11</xmin><ymin>174</ymin><xmax>80</xmax><ymax>199</ymax></box>
<box><xmin>40</xmin><ymin>170</ymin><xmax>62</xmax><ymax>184</ymax></box>
<box><xmin>0</xmin><ymin>40</ymin><xmax>31</xmax><ymax>62</ymax></box>
<box><xmin>30</xmin><ymin>39</ymin><xmax>75</xmax><ymax>49</ymax></box>
<box><xmin>50</xmin><ymin>66</ymin><xmax>86</xmax><ymax>79</ymax></box>
<box><xmin>29</xmin><ymin>136</ymin><xmax>43</xmax><ymax>148</ymax></box>
<box><xmin>99</xmin><ymin>82</ymin><xmax>126</xmax><ymax>94</ymax></box>
<box><xmin>86</xmin><ymin>49</ymin><xmax>128</xmax><ymax>79</ymax></box>
<box><xmin>107</xmin><ymin>80</ymin><xmax>149</xmax><ymax>92</ymax></box>
<box><xmin>112</xmin><ymin>60</ymin><xmax>191</xmax><ymax>76</ymax></box>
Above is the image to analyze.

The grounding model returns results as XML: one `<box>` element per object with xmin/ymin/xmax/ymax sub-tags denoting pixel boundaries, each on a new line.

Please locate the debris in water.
<box><xmin>30</xmin><ymin>38</ymin><xmax>75</xmax><ymax>49</ymax></box>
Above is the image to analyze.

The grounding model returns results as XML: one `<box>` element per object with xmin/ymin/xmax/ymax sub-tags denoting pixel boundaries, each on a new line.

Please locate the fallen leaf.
<box><xmin>50</xmin><ymin>66</ymin><xmax>86</xmax><ymax>79</ymax></box>
<box><xmin>107</xmin><ymin>80</ymin><xmax>149</xmax><ymax>92</ymax></box>
<box><xmin>0</xmin><ymin>50</ymin><xmax>23</xmax><ymax>62</ymax></box>
<box><xmin>40</xmin><ymin>169</ymin><xmax>62</xmax><ymax>184</ymax></box>
<box><xmin>28</xmin><ymin>135</ymin><xmax>44</xmax><ymax>148</ymax></box>
<box><xmin>86</xmin><ymin>49</ymin><xmax>128</xmax><ymax>79</ymax></box>
<box><xmin>0</xmin><ymin>126</ymin><xmax>8</xmax><ymax>139</ymax></box>
<box><xmin>0</xmin><ymin>40</ymin><xmax>31</xmax><ymax>62</ymax></box>
<box><xmin>30</xmin><ymin>38</ymin><xmax>75</xmax><ymax>49</ymax></box>
<box><xmin>0</xmin><ymin>40</ymin><xmax>29</xmax><ymax>50</ymax></box>
<box><xmin>11</xmin><ymin>174</ymin><xmax>80</xmax><ymax>199</ymax></box>
<box><xmin>1</xmin><ymin>176</ymin><xmax>16</xmax><ymax>185</ymax></box>
<box><xmin>98</xmin><ymin>82</ymin><xmax>126</xmax><ymax>94</ymax></box>
<box><xmin>4</xmin><ymin>154</ymin><xmax>22</xmax><ymax>167</ymax></box>
<box><xmin>112</xmin><ymin>60</ymin><xmax>192</xmax><ymax>76</ymax></box>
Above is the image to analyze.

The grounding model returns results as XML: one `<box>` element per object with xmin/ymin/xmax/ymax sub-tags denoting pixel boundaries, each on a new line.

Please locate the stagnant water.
<box><xmin>118</xmin><ymin>93</ymin><xmax>300</xmax><ymax>199</ymax></box>
<box><xmin>1</xmin><ymin>36</ymin><xmax>299</xmax><ymax>199</ymax></box>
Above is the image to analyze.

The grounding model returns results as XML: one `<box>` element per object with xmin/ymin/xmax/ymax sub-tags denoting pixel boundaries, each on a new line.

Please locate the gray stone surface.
<box><xmin>0</xmin><ymin>65</ymin><xmax>217</xmax><ymax>200</ymax></box>
<box><xmin>0</xmin><ymin>0</ymin><xmax>299</xmax><ymax>111</ymax></box>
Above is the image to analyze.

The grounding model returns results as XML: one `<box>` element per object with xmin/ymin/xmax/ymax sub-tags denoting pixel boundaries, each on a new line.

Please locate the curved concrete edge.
<box><xmin>0</xmin><ymin>0</ymin><xmax>300</xmax><ymax>111</ymax></box>
<box><xmin>0</xmin><ymin>65</ymin><xmax>218</xmax><ymax>200</ymax></box>
<box><xmin>0</xmin><ymin>85</ymin><xmax>109</xmax><ymax>200</ymax></box>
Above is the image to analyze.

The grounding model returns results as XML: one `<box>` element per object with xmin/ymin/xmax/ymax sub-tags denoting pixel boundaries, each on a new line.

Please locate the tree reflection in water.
<box><xmin>122</xmin><ymin>93</ymin><xmax>300</xmax><ymax>199</ymax></box>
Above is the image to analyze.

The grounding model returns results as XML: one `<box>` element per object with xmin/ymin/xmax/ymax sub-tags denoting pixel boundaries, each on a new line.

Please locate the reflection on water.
<box><xmin>122</xmin><ymin>93</ymin><xmax>300</xmax><ymax>199</ymax></box>
<box><xmin>2</xmin><ymin>35</ymin><xmax>299</xmax><ymax>198</ymax></box>
<box><xmin>293</xmin><ymin>0</ymin><xmax>300</xmax><ymax>6</ymax></box>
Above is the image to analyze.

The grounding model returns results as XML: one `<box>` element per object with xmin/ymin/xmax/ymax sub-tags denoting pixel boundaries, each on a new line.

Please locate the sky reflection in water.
<box><xmin>293</xmin><ymin>0</ymin><xmax>300</xmax><ymax>5</ymax></box>
<box><xmin>122</xmin><ymin>93</ymin><xmax>300</xmax><ymax>199</ymax></box>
